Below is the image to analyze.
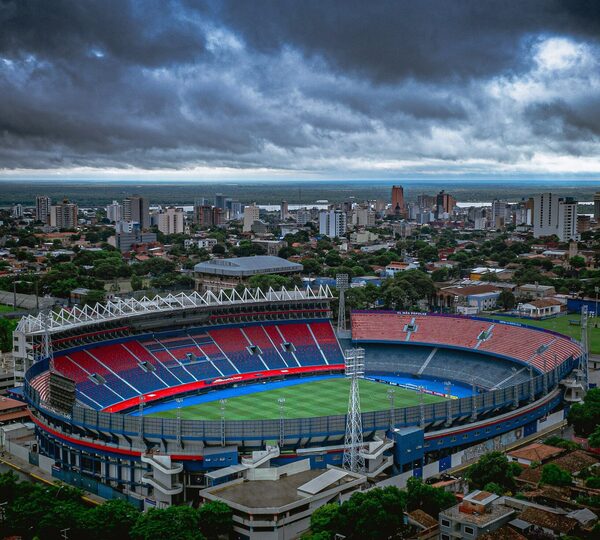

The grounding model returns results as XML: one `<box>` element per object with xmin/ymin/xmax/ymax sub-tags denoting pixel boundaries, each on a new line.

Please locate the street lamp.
<box><xmin>595</xmin><ymin>286</ymin><xmax>599</xmax><ymax>321</ymax></box>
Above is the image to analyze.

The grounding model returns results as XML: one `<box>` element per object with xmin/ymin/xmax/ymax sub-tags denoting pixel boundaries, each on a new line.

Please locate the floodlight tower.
<box><xmin>336</xmin><ymin>274</ymin><xmax>349</xmax><ymax>333</ymax></box>
<box><xmin>343</xmin><ymin>348</ymin><xmax>365</xmax><ymax>474</ymax></box>
<box><xmin>42</xmin><ymin>309</ymin><xmax>54</xmax><ymax>366</ymax></box>
<box><xmin>278</xmin><ymin>397</ymin><xmax>286</xmax><ymax>448</ymax></box>
<box><xmin>580</xmin><ymin>305</ymin><xmax>590</xmax><ymax>391</ymax></box>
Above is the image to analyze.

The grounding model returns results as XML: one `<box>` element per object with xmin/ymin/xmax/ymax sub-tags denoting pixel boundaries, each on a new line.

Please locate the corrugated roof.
<box><xmin>194</xmin><ymin>255</ymin><xmax>303</xmax><ymax>276</ymax></box>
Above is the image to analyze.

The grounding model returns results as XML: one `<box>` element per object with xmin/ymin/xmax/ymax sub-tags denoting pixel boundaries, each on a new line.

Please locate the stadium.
<box><xmin>14</xmin><ymin>287</ymin><xmax>583</xmax><ymax>509</ymax></box>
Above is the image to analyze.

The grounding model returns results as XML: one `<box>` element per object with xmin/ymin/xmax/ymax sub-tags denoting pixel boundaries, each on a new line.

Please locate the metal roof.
<box><xmin>15</xmin><ymin>285</ymin><xmax>332</xmax><ymax>336</ymax></box>
<box><xmin>297</xmin><ymin>468</ymin><xmax>348</xmax><ymax>495</ymax></box>
<box><xmin>194</xmin><ymin>255</ymin><xmax>303</xmax><ymax>277</ymax></box>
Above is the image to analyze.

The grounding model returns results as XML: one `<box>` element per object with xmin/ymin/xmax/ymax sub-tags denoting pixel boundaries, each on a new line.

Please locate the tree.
<box><xmin>308</xmin><ymin>487</ymin><xmax>407</xmax><ymax>540</ymax></box>
<box><xmin>211</xmin><ymin>243</ymin><xmax>226</xmax><ymax>255</ymax></box>
<box><xmin>82</xmin><ymin>289</ymin><xmax>106</xmax><ymax>306</ymax></box>
<box><xmin>540</xmin><ymin>464</ymin><xmax>572</xmax><ymax>486</ymax></box>
<box><xmin>466</xmin><ymin>452</ymin><xmax>521</xmax><ymax>492</ymax></box>
<box><xmin>131</xmin><ymin>274</ymin><xmax>144</xmax><ymax>291</ymax></box>
<box><xmin>483</xmin><ymin>482</ymin><xmax>506</xmax><ymax>496</ymax></box>
<box><xmin>569</xmin><ymin>256</ymin><xmax>586</xmax><ymax>269</ymax></box>
<box><xmin>589</xmin><ymin>425</ymin><xmax>600</xmax><ymax>448</ymax></box>
<box><xmin>130</xmin><ymin>506</ymin><xmax>205</xmax><ymax>540</ymax></box>
<box><xmin>406</xmin><ymin>477</ymin><xmax>456</xmax><ymax>516</ymax></box>
<box><xmin>197</xmin><ymin>501</ymin><xmax>233</xmax><ymax>539</ymax></box>
<box><xmin>497</xmin><ymin>290</ymin><xmax>516</xmax><ymax>310</ymax></box>
<box><xmin>568</xmin><ymin>388</ymin><xmax>600</xmax><ymax>437</ymax></box>
<box><xmin>0</xmin><ymin>318</ymin><xmax>17</xmax><ymax>352</ymax></box>
<box><xmin>301</xmin><ymin>257</ymin><xmax>322</xmax><ymax>275</ymax></box>
<box><xmin>81</xmin><ymin>499</ymin><xmax>139</xmax><ymax>540</ymax></box>
<box><xmin>309</xmin><ymin>503</ymin><xmax>341</xmax><ymax>539</ymax></box>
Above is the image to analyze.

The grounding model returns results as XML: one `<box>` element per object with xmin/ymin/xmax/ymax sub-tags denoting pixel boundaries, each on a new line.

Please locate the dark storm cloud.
<box><xmin>1</xmin><ymin>0</ymin><xmax>600</xmax><ymax>175</ymax></box>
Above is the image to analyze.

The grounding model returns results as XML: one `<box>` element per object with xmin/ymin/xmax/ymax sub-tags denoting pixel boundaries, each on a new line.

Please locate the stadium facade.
<box><xmin>14</xmin><ymin>288</ymin><xmax>583</xmax><ymax>511</ymax></box>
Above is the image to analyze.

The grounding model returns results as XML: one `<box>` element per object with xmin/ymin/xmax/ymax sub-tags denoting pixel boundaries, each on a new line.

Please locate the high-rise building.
<box><xmin>212</xmin><ymin>207</ymin><xmax>225</xmax><ymax>226</ymax></box>
<box><xmin>157</xmin><ymin>207</ymin><xmax>185</xmax><ymax>235</ymax></box>
<box><xmin>296</xmin><ymin>207</ymin><xmax>311</xmax><ymax>225</ymax></box>
<box><xmin>417</xmin><ymin>194</ymin><xmax>436</xmax><ymax>209</ymax></box>
<box><xmin>435</xmin><ymin>190</ymin><xmax>456</xmax><ymax>218</ymax></box>
<box><xmin>123</xmin><ymin>195</ymin><xmax>149</xmax><ymax>230</ymax></box>
<box><xmin>533</xmin><ymin>193</ymin><xmax>578</xmax><ymax>241</ymax></box>
<box><xmin>391</xmin><ymin>185</ymin><xmax>405</xmax><ymax>216</ymax></box>
<box><xmin>194</xmin><ymin>204</ymin><xmax>214</xmax><ymax>227</ymax></box>
<box><xmin>319</xmin><ymin>209</ymin><xmax>347</xmax><ymax>238</ymax></box>
<box><xmin>214</xmin><ymin>193</ymin><xmax>227</xmax><ymax>209</ymax></box>
<box><xmin>243</xmin><ymin>203</ymin><xmax>260</xmax><ymax>232</ymax></box>
<box><xmin>106</xmin><ymin>200</ymin><xmax>122</xmax><ymax>222</ymax></box>
<box><xmin>228</xmin><ymin>201</ymin><xmax>242</xmax><ymax>220</ymax></box>
<box><xmin>50</xmin><ymin>201</ymin><xmax>78</xmax><ymax>229</ymax></box>
<box><xmin>491</xmin><ymin>200</ymin><xmax>510</xmax><ymax>225</ymax></box>
<box><xmin>11</xmin><ymin>204</ymin><xmax>23</xmax><ymax>218</ymax></box>
<box><xmin>557</xmin><ymin>197</ymin><xmax>578</xmax><ymax>242</ymax></box>
<box><xmin>354</xmin><ymin>207</ymin><xmax>375</xmax><ymax>227</ymax></box>
<box><xmin>35</xmin><ymin>195</ymin><xmax>52</xmax><ymax>224</ymax></box>
<box><xmin>280</xmin><ymin>200</ymin><xmax>289</xmax><ymax>221</ymax></box>
<box><xmin>594</xmin><ymin>192</ymin><xmax>600</xmax><ymax>221</ymax></box>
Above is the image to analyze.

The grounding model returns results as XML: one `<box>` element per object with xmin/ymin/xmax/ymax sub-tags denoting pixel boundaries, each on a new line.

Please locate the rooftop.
<box><xmin>508</xmin><ymin>443</ymin><xmax>564</xmax><ymax>463</ymax></box>
<box><xmin>194</xmin><ymin>255</ymin><xmax>303</xmax><ymax>277</ymax></box>
<box><xmin>0</xmin><ymin>396</ymin><xmax>27</xmax><ymax>412</ymax></box>
<box><xmin>442</xmin><ymin>502</ymin><xmax>514</xmax><ymax>526</ymax></box>
<box><xmin>479</xmin><ymin>525</ymin><xmax>527</xmax><ymax>540</ymax></box>
<box><xmin>209</xmin><ymin>469</ymin><xmax>323</xmax><ymax>509</ymax></box>
<box><xmin>519</xmin><ymin>507</ymin><xmax>577</xmax><ymax>534</ymax></box>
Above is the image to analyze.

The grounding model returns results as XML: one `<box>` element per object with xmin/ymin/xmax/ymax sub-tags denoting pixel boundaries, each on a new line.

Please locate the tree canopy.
<box><xmin>465</xmin><ymin>452</ymin><xmax>522</xmax><ymax>493</ymax></box>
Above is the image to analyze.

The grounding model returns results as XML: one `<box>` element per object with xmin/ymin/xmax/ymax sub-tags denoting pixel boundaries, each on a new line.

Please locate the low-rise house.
<box><xmin>516</xmin><ymin>284</ymin><xmax>556</xmax><ymax>299</ymax></box>
<box><xmin>517</xmin><ymin>298</ymin><xmax>564</xmax><ymax>318</ymax></box>
<box><xmin>384</xmin><ymin>260</ymin><xmax>419</xmax><ymax>276</ymax></box>
<box><xmin>507</xmin><ymin>443</ymin><xmax>564</xmax><ymax>466</ymax></box>
<box><xmin>518</xmin><ymin>507</ymin><xmax>578</xmax><ymax>537</ymax></box>
<box><xmin>407</xmin><ymin>509</ymin><xmax>438</xmax><ymax>539</ymax></box>
<box><xmin>439</xmin><ymin>491</ymin><xmax>515</xmax><ymax>539</ymax></box>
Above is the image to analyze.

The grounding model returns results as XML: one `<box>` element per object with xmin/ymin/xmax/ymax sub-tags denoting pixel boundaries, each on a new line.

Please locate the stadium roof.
<box><xmin>15</xmin><ymin>286</ymin><xmax>332</xmax><ymax>336</ymax></box>
<box><xmin>194</xmin><ymin>255</ymin><xmax>303</xmax><ymax>277</ymax></box>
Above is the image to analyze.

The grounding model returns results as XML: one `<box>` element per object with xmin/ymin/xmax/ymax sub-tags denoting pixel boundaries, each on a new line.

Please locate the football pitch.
<box><xmin>148</xmin><ymin>378</ymin><xmax>445</xmax><ymax>420</ymax></box>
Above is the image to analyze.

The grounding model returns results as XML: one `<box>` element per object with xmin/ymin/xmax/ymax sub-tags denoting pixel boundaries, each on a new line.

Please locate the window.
<box><xmin>441</xmin><ymin>534</ymin><xmax>450</xmax><ymax>540</ymax></box>
<box><xmin>464</xmin><ymin>526</ymin><xmax>474</xmax><ymax>535</ymax></box>
<box><xmin>441</xmin><ymin>519</ymin><xmax>451</xmax><ymax>527</ymax></box>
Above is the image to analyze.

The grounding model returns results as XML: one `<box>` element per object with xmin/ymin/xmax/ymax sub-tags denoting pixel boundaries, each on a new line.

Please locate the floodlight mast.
<box><xmin>580</xmin><ymin>306</ymin><xmax>590</xmax><ymax>392</ymax></box>
<box><xmin>342</xmin><ymin>348</ymin><xmax>365</xmax><ymax>474</ymax></box>
<box><xmin>336</xmin><ymin>274</ymin><xmax>349</xmax><ymax>333</ymax></box>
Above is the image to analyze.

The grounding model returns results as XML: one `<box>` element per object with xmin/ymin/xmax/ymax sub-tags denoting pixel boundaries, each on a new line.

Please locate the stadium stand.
<box><xmin>51</xmin><ymin>320</ymin><xmax>343</xmax><ymax>410</ymax></box>
<box><xmin>352</xmin><ymin>312</ymin><xmax>579</xmax><ymax>372</ymax></box>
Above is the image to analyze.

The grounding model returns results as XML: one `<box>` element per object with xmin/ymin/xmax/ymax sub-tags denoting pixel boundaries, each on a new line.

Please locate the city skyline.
<box><xmin>2</xmin><ymin>1</ymin><xmax>600</xmax><ymax>181</ymax></box>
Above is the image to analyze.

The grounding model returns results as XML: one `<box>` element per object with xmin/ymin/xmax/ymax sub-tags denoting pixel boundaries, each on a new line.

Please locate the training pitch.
<box><xmin>148</xmin><ymin>378</ymin><xmax>445</xmax><ymax>420</ymax></box>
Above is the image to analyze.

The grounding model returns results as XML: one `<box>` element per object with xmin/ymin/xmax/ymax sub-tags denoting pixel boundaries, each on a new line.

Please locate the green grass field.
<box><xmin>480</xmin><ymin>314</ymin><xmax>599</xmax><ymax>354</ymax></box>
<box><xmin>0</xmin><ymin>304</ymin><xmax>15</xmax><ymax>314</ymax></box>
<box><xmin>149</xmin><ymin>378</ymin><xmax>445</xmax><ymax>421</ymax></box>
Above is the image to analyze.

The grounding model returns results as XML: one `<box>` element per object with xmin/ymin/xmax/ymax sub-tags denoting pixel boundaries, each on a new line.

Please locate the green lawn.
<box><xmin>0</xmin><ymin>304</ymin><xmax>15</xmax><ymax>314</ymax></box>
<box><xmin>149</xmin><ymin>378</ymin><xmax>444</xmax><ymax>421</ymax></box>
<box><xmin>480</xmin><ymin>314</ymin><xmax>599</xmax><ymax>355</ymax></box>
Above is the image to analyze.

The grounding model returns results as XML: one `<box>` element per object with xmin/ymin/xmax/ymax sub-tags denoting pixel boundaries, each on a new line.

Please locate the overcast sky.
<box><xmin>2</xmin><ymin>0</ymin><xmax>600</xmax><ymax>180</ymax></box>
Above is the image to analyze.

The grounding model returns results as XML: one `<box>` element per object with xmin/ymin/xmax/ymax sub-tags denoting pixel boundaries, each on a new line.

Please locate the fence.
<box><xmin>24</xmin><ymin>354</ymin><xmax>577</xmax><ymax>446</ymax></box>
